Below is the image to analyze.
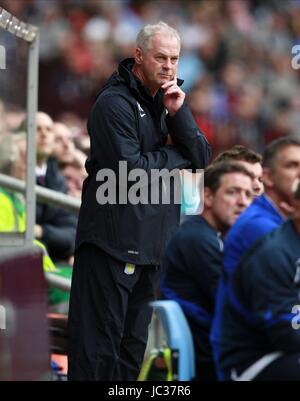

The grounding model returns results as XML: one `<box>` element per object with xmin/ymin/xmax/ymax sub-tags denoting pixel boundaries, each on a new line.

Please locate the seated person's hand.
<box><xmin>34</xmin><ymin>224</ymin><xmax>43</xmax><ymax>239</ymax></box>
<box><xmin>166</xmin><ymin>134</ymin><xmax>174</xmax><ymax>146</ymax></box>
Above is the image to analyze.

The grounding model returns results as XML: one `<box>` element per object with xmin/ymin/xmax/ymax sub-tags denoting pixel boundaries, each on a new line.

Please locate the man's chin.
<box><xmin>158</xmin><ymin>76</ymin><xmax>170</xmax><ymax>85</ymax></box>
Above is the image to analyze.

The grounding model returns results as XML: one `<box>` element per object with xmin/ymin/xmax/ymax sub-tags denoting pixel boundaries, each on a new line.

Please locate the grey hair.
<box><xmin>136</xmin><ymin>21</ymin><xmax>180</xmax><ymax>52</ymax></box>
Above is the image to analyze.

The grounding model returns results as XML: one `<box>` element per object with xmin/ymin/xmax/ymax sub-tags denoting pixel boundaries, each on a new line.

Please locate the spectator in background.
<box><xmin>214</xmin><ymin>179</ymin><xmax>300</xmax><ymax>381</ymax></box>
<box><xmin>55</xmin><ymin>112</ymin><xmax>90</xmax><ymax>155</ymax></box>
<box><xmin>0</xmin><ymin>134</ymin><xmax>27</xmax><ymax>232</ymax></box>
<box><xmin>61</xmin><ymin>154</ymin><xmax>87</xmax><ymax>199</ymax></box>
<box><xmin>53</xmin><ymin>121</ymin><xmax>87</xmax><ymax>197</ymax></box>
<box><xmin>0</xmin><ymin>133</ymin><xmax>57</xmax><ymax>273</ymax></box>
<box><xmin>213</xmin><ymin>145</ymin><xmax>263</xmax><ymax>197</ymax></box>
<box><xmin>20</xmin><ymin>111</ymin><xmax>77</xmax><ymax>263</ymax></box>
<box><xmin>161</xmin><ymin>162</ymin><xmax>253</xmax><ymax>381</ymax></box>
<box><xmin>53</xmin><ymin>121</ymin><xmax>76</xmax><ymax>165</ymax></box>
<box><xmin>264</xmin><ymin>99</ymin><xmax>294</xmax><ymax>144</ymax></box>
<box><xmin>188</xmin><ymin>82</ymin><xmax>216</xmax><ymax>150</ymax></box>
<box><xmin>3</xmin><ymin>0</ymin><xmax>300</xmax><ymax>155</ymax></box>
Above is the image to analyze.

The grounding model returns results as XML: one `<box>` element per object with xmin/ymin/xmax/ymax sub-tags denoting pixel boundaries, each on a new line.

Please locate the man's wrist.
<box><xmin>34</xmin><ymin>224</ymin><xmax>43</xmax><ymax>239</ymax></box>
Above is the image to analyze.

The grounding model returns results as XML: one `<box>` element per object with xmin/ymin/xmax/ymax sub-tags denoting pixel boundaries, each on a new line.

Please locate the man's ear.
<box><xmin>262</xmin><ymin>167</ymin><xmax>274</xmax><ymax>189</ymax></box>
<box><xmin>135</xmin><ymin>48</ymin><xmax>143</xmax><ymax>64</ymax></box>
<box><xmin>204</xmin><ymin>187</ymin><xmax>214</xmax><ymax>208</ymax></box>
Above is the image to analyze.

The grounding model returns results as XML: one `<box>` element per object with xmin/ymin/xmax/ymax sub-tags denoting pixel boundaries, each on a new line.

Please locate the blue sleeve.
<box><xmin>250</xmin><ymin>250</ymin><xmax>300</xmax><ymax>352</ymax></box>
<box><xmin>224</xmin><ymin>217</ymin><xmax>279</xmax><ymax>275</ymax></box>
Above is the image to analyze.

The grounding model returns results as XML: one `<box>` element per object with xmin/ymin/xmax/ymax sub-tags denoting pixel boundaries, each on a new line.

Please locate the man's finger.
<box><xmin>165</xmin><ymin>86</ymin><xmax>183</xmax><ymax>95</ymax></box>
<box><xmin>165</xmin><ymin>88</ymin><xmax>182</xmax><ymax>96</ymax></box>
<box><xmin>162</xmin><ymin>84</ymin><xmax>179</xmax><ymax>94</ymax></box>
<box><xmin>161</xmin><ymin>80</ymin><xmax>177</xmax><ymax>89</ymax></box>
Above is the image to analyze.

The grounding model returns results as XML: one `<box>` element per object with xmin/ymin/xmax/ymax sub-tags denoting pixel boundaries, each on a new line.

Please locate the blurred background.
<box><xmin>1</xmin><ymin>0</ymin><xmax>300</xmax><ymax>160</ymax></box>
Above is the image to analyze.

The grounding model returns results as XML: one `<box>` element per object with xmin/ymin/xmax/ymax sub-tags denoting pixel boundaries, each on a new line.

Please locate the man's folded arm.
<box><xmin>89</xmin><ymin>95</ymin><xmax>209</xmax><ymax>174</ymax></box>
<box><xmin>166</xmin><ymin>103</ymin><xmax>211</xmax><ymax>170</ymax></box>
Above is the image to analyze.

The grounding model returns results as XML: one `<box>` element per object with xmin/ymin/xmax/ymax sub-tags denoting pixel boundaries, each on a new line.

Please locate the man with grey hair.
<box><xmin>68</xmin><ymin>21</ymin><xmax>211</xmax><ymax>380</ymax></box>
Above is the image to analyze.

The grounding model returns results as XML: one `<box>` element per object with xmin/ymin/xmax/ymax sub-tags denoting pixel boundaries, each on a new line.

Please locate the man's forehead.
<box><xmin>238</xmin><ymin>161</ymin><xmax>262</xmax><ymax>177</ymax></box>
<box><xmin>149</xmin><ymin>34</ymin><xmax>180</xmax><ymax>52</ymax></box>
<box><xmin>36</xmin><ymin>115</ymin><xmax>53</xmax><ymax>128</ymax></box>
<box><xmin>220</xmin><ymin>172</ymin><xmax>252</xmax><ymax>187</ymax></box>
<box><xmin>277</xmin><ymin>145</ymin><xmax>300</xmax><ymax>161</ymax></box>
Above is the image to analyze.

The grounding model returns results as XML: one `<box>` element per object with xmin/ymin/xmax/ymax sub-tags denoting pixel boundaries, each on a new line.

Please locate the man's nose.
<box><xmin>253</xmin><ymin>178</ymin><xmax>260</xmax><ymax>192</ymax></box>
<box><xmin>238</xmin><ymin>192</ymin><xmax>249</xmax><ymax>207</ymax></box>
<box><xmin>38</xmin><ymin>126</ymin><xmax>48</xmax><ymax>135</ymax></box>
<box><xmin>163</xmin><ymin>58</ymin><xmax>172</xmax><ymax>69</ymax></box>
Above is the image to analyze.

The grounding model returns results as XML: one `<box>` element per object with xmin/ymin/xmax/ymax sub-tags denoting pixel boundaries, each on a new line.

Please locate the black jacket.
<box><xmin>76</xmin><ymin>58</ymin><xmax>211</xmax><ymax>265</ymax></box>
<box><xmin>36</xmin><ymin>157</ymin><xmax>77</xmax><ymax>262</ymax></box>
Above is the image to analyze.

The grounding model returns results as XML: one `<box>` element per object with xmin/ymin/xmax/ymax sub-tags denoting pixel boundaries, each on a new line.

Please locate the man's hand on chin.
<box><xmin>161</xmin><ymin>77</ymin><xmax>185</xmax><ymax>116</ymax></box>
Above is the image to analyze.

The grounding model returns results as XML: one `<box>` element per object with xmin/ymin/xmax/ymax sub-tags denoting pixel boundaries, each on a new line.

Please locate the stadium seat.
<box><xmin>150</xmin><ymin>300</ymin><xmax>196</xmax><ymax>381</ymax></box>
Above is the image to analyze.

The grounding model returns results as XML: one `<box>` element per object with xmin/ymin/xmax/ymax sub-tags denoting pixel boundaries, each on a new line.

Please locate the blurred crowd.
<box><xmin>1</xmin><ymin>0</ymin><xmax>300</xmax><ymax>158</ymax></box>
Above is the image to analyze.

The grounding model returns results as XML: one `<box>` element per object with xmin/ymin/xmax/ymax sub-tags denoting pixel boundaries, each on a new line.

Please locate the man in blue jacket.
<box><xmin>211</xmin><ymin>136</ymin><xmax>300</xmax><ymax>378</ymax></box>
<box><xmin>215</xmin><ymin>180</ymin><xmax>300</xmax><ymax>381</ymax></box>
<box><xmin>223</xmin><ymin>136</ymin><xmax>300</xmax><ymax>276</ymax></box>
<box><xmin>161</xmin><ymin>162</ymin><xmax>253</xmax><ymax>381</ymax></box>
<box><xmin>68</xmin><ymin>21</ymin><xmax>211</xmax><ymax>381</ymax></box>
<box><xmin>212</xmin><ymin>145</ymin><xmax>263</xmax><ymax>198</ymax></box>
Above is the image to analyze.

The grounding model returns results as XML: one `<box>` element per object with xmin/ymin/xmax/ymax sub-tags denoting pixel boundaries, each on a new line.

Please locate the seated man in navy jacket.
<box><xmin>214</xmin><ymin>179</ymin><xmax>300</xmax><ymax>381</ymax></box>
<box><xmin>211</xmin><ymin>137</ymin><xmax>300</xmax><ymax>370</ymax></box>
<box><xmin>223</xmin><ymin>136</ymin><xmax>300</xmax><ymax>277</ymax></box>
<box><xmin>161</xmin><ymin>162</ymin><xmax>253</xmax><ymax>380</ymax></box>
